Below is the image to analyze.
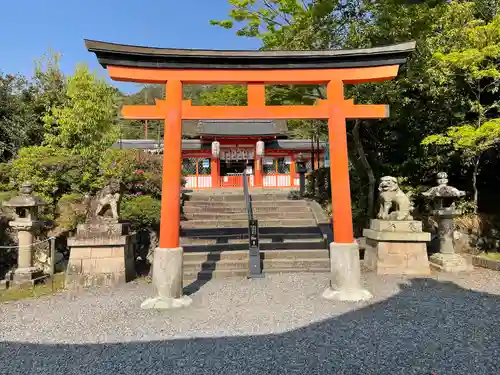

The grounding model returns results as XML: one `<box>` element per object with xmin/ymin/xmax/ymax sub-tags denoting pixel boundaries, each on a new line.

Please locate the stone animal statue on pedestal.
<box><xmin>377</xmin><ymin>176</ymin><xmax>414</xmax><ymax>221</ymax></box>
<box><xmin>85</xmin><ymin>181</ymin><xmax>122</xmax><ymax>222</ymax></box>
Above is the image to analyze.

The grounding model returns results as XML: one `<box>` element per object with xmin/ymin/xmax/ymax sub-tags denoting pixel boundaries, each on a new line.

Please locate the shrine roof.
<box><xmin>112</xmin><ymin>139</ymin><xmax>327</xmax><ymax>151</ymax></box>
<box><xmin>182</xmin><ymin>120</ymin><xmax>287</xmax><ymax>137</ymax></box>
<box><xmin>85</xmin><ymin>40</ymin><xmax>416</xmax><ymax>70</ymax></box>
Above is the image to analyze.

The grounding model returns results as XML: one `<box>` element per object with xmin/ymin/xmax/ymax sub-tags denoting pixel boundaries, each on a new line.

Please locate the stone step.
<box><xmin>180</xmin><ymin>226</ymin><xmax>322</xmax><ymax>238</ymax></box>
<box><xmin>183</xmin><ymin>266</ymin><xmax>329</xmax><ymax>282</ymax></box>
<box><xmin>180</xmin><ymin>219</ymin><xmax>318</xmax><ymax>229</ymax></box>
<box><xmin>183</xmin><ymin>258</ymin><xmax>330</xmax><ymax>272</ymax></box>
<box><xmin>182</xmin><ymin>206</ymin><xmax>310</xmax><ymax>215</ymax></box>
<box><xmin>183</xmin><ymin>211</ymin><xmax>314</xmax><ymax>221</ymax></box>
<box><xmin>183</xmin><ymin>249</ymin><xmax>329</xmax><ymax>262</ymax></box>
<box><xmin>183</xmin><ymin>200</ymin><xmax>308</xmax><ymax>209</ymax></box>
<box><xmin>182</xmin><ymin>240</ymin><xmax>326</xmax><ymax>252</ymax></box>
<box><xmin>186</xmin><ymin>193</ymin><xmax>294</xmax><ymax>202</ymax></box>
<box><xmin>180</xmin><ymin>237</ymin><xmax>325</xmax><ymax>246</ymax></box>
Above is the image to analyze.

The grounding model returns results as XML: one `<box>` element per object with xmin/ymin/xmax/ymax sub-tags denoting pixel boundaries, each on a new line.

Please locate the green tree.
<box><xmin>0</xmin><ymin>73</ymin><xmax>36</xmax><ymax>161</ymax></box>
<box><xmin>211</xmin><ymin>0</ymin><xmax>500</xmax><ymax>221</ymax></box>
<box><xmin>43</xmin><ymin>64</ymin><xmax>119</xmax><ymax>157</ymax></box>
<box><xmin>422</xmin><ymin>10</ymin><xmax>500</xmax><ymax>211</ymax></box>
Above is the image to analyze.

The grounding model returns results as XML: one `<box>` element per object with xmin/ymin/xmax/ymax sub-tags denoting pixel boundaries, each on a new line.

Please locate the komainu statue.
<box><xmin>86</xmin><ymin>181</ymin><xmax>122</xmax><ymax>222</ymax></box>
<box><xmin>377</xmin><ymin>176</ymin><xmax>414</xmax><ymax>221</ymax></box>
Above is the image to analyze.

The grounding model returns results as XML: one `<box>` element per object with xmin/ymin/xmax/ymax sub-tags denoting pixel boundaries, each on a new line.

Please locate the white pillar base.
<box><xmin>141</xmin><ymin>295</ymin><xmax>192</xmax><ymax>309</ymax></box>
<box><xmin>141</xmin><ymin>247</ymin><xmax>192</xmax><ymax>310</ymax></box>
<box><xmin>323</xmin><ymin>242</ymin><xmax>373</xmax><ymax>302</ymax></box>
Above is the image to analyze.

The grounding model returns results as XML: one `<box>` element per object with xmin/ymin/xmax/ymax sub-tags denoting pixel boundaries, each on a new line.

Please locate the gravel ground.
<box><xmin>1</xmin><ymin>269</ymin><xmax>500</xmax><ymax>374</ymax></box>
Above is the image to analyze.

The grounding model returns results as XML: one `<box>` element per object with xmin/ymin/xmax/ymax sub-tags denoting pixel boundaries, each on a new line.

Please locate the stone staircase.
<box><xmin>181</xmin><ymin>190</ymin><xmax>331</xmax><ymax>283</ymax></box>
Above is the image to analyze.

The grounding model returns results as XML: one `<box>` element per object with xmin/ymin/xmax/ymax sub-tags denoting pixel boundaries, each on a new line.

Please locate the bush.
<box><xmin>96</xmin><ymin>149</ymin><xmax>139</xmax><ymax>190</ymax></box>
<box><xmin>0</xmin><ymin>163</ymin><xmax>12</xmax><ymax>191</ymax></box>
<box><xmin>9</xmin><ymin>146</ymin><xmax>85</xmax><ymax>200</ymax></box>
<box><xmin>53</xmin><ymin>193</ymin><xmax>88</xmax><ymax>233</ymax></box>
<box><xmin>120</xmin><ymin>195</ymin><xmax>161</xmax><ymax>230</ymax></box>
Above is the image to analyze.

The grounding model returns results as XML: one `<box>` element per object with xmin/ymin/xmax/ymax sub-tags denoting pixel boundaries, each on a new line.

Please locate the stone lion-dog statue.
<box><xmin>85</xmin><ymin>181</ymin><xmax>122</xmax><ymax>222</ymax></box>
<box><xmin>377</xmin><ymin>176</ymin><xmax>414</xmax><ymax>221</ymax></box>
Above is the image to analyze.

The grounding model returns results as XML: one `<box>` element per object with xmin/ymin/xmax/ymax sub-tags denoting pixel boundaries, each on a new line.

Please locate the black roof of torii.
<box><xmin>85</xmin><ymin>39</ymin><xmax>416</xmax><ymax>70</ymax></box>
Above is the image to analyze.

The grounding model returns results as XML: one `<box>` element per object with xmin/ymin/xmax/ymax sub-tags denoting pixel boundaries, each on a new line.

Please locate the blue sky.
<box><xmin>0</xmin><ymin>0</ymin><xmax>261</xmax><ymax>93</ymax></box>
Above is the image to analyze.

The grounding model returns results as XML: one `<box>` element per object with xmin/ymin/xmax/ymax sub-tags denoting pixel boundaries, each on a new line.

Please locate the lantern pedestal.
<box><xmin>2</xmin><ymin>182</ymin><xmax>48</xmax><ymax>288</ymax></box>
<box><xmin>422</xmin><ymin>173</ymin><xmax>472</xmax><ymax>273</ymax></box>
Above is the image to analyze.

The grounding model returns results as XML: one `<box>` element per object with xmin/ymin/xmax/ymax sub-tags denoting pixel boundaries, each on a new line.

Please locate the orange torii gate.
<box><xmin>86</xmin><ymin>40</ymin><xmax>415</xmax><ymax>251</ymax></box>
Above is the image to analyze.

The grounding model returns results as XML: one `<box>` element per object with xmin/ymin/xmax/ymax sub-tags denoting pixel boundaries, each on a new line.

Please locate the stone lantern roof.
<box><xmin>3</xmin><ymin>182</ymin><xmax>47</xmax><ymax>208</ymax></box>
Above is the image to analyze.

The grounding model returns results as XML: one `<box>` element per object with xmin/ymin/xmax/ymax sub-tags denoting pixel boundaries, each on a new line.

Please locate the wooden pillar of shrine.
<box><xmin>159</xmin><ymin>80</ymin><xmax>183</xmax><ymax>249</ymax></box>
<box><xmin>211</xmin><ymin>158</ymin><xmax>219</xmax><ymax>188</ymax></box>
<box><xmin>327</xmin><ymin>80</ymin><xmax>354</xmax><ymax>244</ymax></box>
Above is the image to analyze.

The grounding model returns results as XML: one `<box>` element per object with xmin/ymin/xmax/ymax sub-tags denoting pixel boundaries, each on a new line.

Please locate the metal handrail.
<box><xmin>242</xmin><ymin>171</ymin><xmax>253</xmax><ymax>221</ymax></box>
<box><xmin>242</xmin><ymin>171</ymin><xmax>263</xmax><ymax>278</ymax></box>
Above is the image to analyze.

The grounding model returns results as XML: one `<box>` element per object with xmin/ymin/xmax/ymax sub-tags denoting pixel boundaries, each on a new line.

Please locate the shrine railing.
<box><xmin>243</xmin><ymin>171</ymin><xmax>262</xmax><ymax>279</ymax></box>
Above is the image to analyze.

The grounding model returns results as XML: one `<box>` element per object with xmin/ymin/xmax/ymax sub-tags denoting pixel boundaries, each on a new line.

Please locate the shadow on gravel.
<box><xmin>2</xmin><ymin>278</ymin><xmax>500</xmax><ymax>374</ymax></box>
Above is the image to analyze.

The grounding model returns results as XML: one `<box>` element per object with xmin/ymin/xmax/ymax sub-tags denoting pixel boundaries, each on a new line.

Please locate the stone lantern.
<box><xmin>3</xmin><ymin>181</ymin><xmax>47</xmax><ymax>285</ymax></box>
<box><xmin>422</xmin><ymin>172</ymin><xmax>472</xmax><ymax>272</ymax></box>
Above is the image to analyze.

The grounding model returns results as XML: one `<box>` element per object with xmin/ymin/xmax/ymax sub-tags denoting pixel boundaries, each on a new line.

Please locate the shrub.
<box><xmin>9</xmin><ymin>146</ymin><xmax>85</xmax><ymax>200</ymax></box>
<box><xmin>53</xmin><ymin>193</ymin><xmax>88</xmax><ymax>233</ymax></box>
<box><xmin>96</xmin><ymin>149</ymin><xmax>139</xmax><ymax>190</ymax></box>
<box><xmin>120</xmin><ymin>195</ymin><xmax>161</xmax><ymax>230</ymax></box>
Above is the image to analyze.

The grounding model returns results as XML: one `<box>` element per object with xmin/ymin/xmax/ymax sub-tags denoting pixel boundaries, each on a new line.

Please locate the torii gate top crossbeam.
<box><xmin>85</xmin><ymin>39</ymin><xmax>415</xmax><ymax>72</ymax></box>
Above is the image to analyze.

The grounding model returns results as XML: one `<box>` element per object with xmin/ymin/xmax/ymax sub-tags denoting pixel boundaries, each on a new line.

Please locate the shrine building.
<box><xmin>114</xmin><ymin>119</ymin><xmax>326</xmax><ymax>189</ymax></box>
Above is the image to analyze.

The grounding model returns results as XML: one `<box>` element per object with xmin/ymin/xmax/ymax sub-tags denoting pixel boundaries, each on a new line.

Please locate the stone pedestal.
<box><xmin>363</xmin><ymin>219</ymin><xmax>431</xmax><ymax>275</ymax></box>
<box><xmin>5</xmin><ymin>267</ymin><xmax>44</xmax><ymax>286</ymax></box>
<box><xmin>322</xmin><ymin>242</ymin><xmax>372</xmax><ymax>302</ymax></box>
<box><xmin>6</xmin><ymin>220</ymin><xmax>45</xmax><ymax>286</ymax></box>
<box><xmin>141</xmin><ymin>247</ymin><xmax>192</xmax><ymax>309</ymax></box>
<box><xmin>429</xmin><ymin>253</ymin><xmax>472</xmax><ymax>272</ymax></box>
<box><xmin>428</xmin><ymin>207</ymin><xmax>472</xmax><ymax>272</ymax></box>
<box><xmin>65</xmin><ymin>222</ymin><xmax>135</xmax><ymax>290</ymax></box>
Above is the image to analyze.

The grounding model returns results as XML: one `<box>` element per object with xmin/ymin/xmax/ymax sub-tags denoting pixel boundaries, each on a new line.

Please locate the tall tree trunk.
<box><xmin>316</xmin><ymin>130</ymin><xmax>320</xmax><ymax>168</ymax></box>
<box><xmin>310</xmin><ymin>134</ymin><xmax>315</xmax><ymax>170</ymax></box>
<box><xmin>353</xmin><ymin>120</ymin><xmax>376</xmax><ymax>220</ymax></box>
<box><xmin>472</xmin><ymin>156</ymin><xmax>480</xmax><ymax>214</ymax></box>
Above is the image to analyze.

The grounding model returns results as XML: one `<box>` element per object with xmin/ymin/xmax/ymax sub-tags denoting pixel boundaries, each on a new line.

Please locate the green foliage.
<box><xmin>96</xmin><ymin>149</ymin><xmax>139</xmax><ymax>189</ymax></box>
<box><xmin>120</xmin><ymin>195</ymin><xmax>161</xmax><ymax>229</ymax></box>
<box><xmin>210</xmin><ymin>0</ymin><xmax>500</xmax><ymax>229</ymax></box>
<box><xmin>422</xmin><ymin>120</ymin><xmax>500</xmax><ymax>161</ymax></box>
<box><xmin>9</xmin><ymin>146</ymin><xmax>77</xmax><ymax>200</ymax></box>
<box><xmin>54</xmin><ymin>193</ymin><xmax>87</xmax><ymax>232</ymax></box>
<box><xmin>0</xmin><ymin>73</ymin><xmax>38</xmax><ymax>161</ymax></box>
<box><xmin>43</xmin><ymin>64</ymin><xmax>119</xmax><ymax>157</ymax></box>
<box><xmin>199</xmin><ymin>85</ymin><xmax>247</xmax><ymax>105</ymax></box>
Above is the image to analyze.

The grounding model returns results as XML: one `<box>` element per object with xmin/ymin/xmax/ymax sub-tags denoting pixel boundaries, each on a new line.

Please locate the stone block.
<box><xmin>369</xmin><ymin>219</ymin><xmax>422</xmax><ymax>233</ymax></box>
<box><xmin>66</xmin><ymin>233</ymin><xmax>135</xmax><ymax>290</ymax></box>
<box><xmin>81</xmin><ymin>258</ymin><xmax>97</xmax><ymax>273</ymax></box>
<box><xmin>363</xmin><ymin>229</ymin><xmax>430</xmax><ymax>242</ymax></box>
<box><xmin>0</xmin><ymin>280</ymin><xmax>9</xmax><ymax>290</ymax></box>
<box><xmin>90</xmin><ymin>247</ymin><xmax>114</xmax><ymax>259</ymax></box>
<box><xmin>76</xmin><ymin>222</ymin><xmax>129</xmax><ymax>237</ymax></box>
<box><xmin>94</xmin><ymin>258</ymin><xmax>124</xmax><ymax>274</ymax></box>
<box><xmin>364</xmin><ymin>239</ymin><xmax>431</xmax><ymax>276</ymax></box>
<box><xmin>472</xmin><ymin>256</ymin><xmax>500</xmax><ymax>271</ymax></box>
<box><xmin>5</xmin><ymin>267</ymin><xmax>45</xmax><ymax>286</ymax></box>
<box><xmin>69</xmin><ymin>247</ymin><xmax>91</xmax><ymax>260</ymax></box>
<box><xmin>429</xmin><ymin>253</ymin><xmax>472</xmax><ymax>273</ymax></box>
<box><xmin>68</xmin><ymin>236</ymin><xmax>128</xmax><ymax>247</ymax></box>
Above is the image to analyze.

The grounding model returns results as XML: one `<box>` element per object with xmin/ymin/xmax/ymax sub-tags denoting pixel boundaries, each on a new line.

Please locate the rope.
<box><xmin>0</xmin><ymin>237</ymin><xmax>55</xmax><ymax>249</ymax></box>
<box><xmin>0</xmin><ymin>229</ymin><xmax>138</xmax><ymax>250</ymax></box>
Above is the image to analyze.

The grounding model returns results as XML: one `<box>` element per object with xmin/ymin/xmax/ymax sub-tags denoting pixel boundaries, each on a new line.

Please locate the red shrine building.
<box><xmin>115</xmin><ymin>119</ymin><xmax>326</xmax><ymax>189</ymax></box>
